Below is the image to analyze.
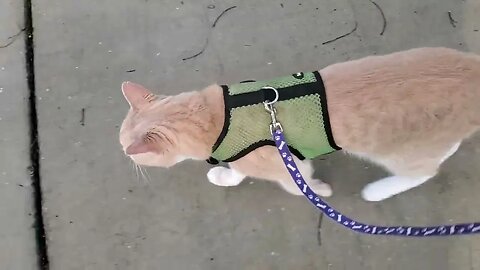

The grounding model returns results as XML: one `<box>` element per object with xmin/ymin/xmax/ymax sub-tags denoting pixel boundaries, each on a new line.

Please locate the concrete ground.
<box><xmin>1</xmin><ymin>0</ymin><xmax>480</xmax><ymax>269</ymax></box>
<box><xmin>0</xmin><ymin>1</ymin><xmax>37</xmax><ymax>269</ymax></box>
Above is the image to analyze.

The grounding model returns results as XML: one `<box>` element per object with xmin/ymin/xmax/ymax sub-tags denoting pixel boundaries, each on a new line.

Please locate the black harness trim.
<box><xmin>222</xmin><ymin>141</ymin><xmax>305</xmax><ymax>163</ymax></box>
<box><xmin>227</xmin><ymin>80</ymin><xmax>321</xmax><ymax>109</ymax></box>
<box><xmin>210</xmin><ymin>85</ymin><xmax>231</xmax><ymax>153</ymax></box>
<box><xmin>314</xmin><ymin>71</ymin><xmax>342</xmax><ymax>150</ymax></box>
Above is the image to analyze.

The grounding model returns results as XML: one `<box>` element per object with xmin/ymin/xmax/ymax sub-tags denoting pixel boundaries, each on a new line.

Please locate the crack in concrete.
<box><xmin>0</xmin><ymin>28</ymin><xmax>25</xmax><ymax>48</ymax></box>
<box><xmin>24</xmin><ymin>0</ymin><xmax>50</xmax><ymax>268</ymax></box>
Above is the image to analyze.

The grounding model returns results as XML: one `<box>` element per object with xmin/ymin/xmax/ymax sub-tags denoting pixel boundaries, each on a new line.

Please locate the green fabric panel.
<box><xmin>212</xmin><ymin>104</ymin><xmax>271</xmax><ymax>161</ymax></box>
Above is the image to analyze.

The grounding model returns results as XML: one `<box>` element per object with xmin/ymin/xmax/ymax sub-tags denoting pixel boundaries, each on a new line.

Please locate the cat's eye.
<box><xmin>144</xmin><ymin>132</ymin><xmax>156</xmax><ymax>143</ymax></box>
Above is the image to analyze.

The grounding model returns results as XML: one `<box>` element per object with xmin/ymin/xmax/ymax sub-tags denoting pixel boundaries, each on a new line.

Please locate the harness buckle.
<box><xmin>262</xmin><ymin>86</ymin><xmax>283</xmax><ymax>134</ymax></box>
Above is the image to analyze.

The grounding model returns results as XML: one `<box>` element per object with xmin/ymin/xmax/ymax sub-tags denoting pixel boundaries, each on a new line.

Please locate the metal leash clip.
<box><xmin>262</xmin><ymin>86</ymin><xmax>283</xmax><ymax>134</ymax></box>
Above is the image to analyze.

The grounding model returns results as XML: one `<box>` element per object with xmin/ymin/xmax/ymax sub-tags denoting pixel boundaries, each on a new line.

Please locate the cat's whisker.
<box><xmin>130</xmin><ymin>161</ymin><xmax>139</xmax><ymax>182</ymax></box>
<box><xmin>138</xmin><ymin>165</ymin><xmax>150</xmax><ymax>185</ymax></box>
<box><xmin>143</xmin><ymin>167</ymin><xmax>153</xmax><ymax>184</ymax></box>
<box><xmin>129</xmin><ymin>160</ymin><xmax>134</xmax><ymax>178</ymax></box>
<box><xmin>134</xmin><ymin>163</ymin><xmax>141</xmax><ymax>183</ymax></box>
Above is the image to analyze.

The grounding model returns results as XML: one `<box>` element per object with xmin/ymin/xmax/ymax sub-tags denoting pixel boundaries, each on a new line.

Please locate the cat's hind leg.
<box><xmin>361</xmin><ymin>175</ymin><xmax>433</xmax><ymax>202</ymax></box>
<box><xmin>440</xmin><ymin>142</ymin><xmax>460</xmax><ymax>163</ymax></box>
<box><xmin>360</xmin><ymin>142</ymin><xmax>461</xmax><ymax>202</ymax></box>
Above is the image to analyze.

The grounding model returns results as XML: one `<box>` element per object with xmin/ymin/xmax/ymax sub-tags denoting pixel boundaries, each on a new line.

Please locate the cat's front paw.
<box><xmin>207</xmin><ymin>167</ymin><xmax>245</xmax><ymax>187</ymax></box>
<box><xmin>311</xmin><ymin>181</ymin><xmax>333</xmax><ymax>197</ymax></box>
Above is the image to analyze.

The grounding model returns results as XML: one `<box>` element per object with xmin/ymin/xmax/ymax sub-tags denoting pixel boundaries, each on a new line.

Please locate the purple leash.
<box><xmin>263</xmin><ymin>87</ymin><xmax>480</xmax><ymax>237</ymax></box>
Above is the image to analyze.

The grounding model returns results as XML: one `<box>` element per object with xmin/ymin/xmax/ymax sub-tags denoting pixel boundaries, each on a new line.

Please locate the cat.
<box><xmin>119</xmin><ymin>47</ymin><xmax>480</xmax><ymax>201</ymax></box>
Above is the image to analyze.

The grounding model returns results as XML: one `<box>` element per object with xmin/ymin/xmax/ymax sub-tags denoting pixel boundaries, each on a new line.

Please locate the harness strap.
<box><xmin>207</xmin><ymin>71</ymin><xmax>340</xmax><ymax>164</ymax></box>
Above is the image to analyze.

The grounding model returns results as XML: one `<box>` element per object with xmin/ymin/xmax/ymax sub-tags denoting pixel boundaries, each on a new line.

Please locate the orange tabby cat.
<box><xmin>119</xmin><ymin>47</ymin><xmax>480</xmax><ymax>201</ymax></box>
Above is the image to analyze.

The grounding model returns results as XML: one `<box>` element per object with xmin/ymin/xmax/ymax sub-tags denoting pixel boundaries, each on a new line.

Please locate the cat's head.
<box><xmin>119</xmin><ymin>82</ymin><xmax>209</xmax><ymax>167</ymax></box>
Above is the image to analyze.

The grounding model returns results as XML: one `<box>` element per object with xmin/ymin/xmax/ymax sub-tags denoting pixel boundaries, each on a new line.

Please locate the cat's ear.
<box><xmin>125</xmin><ymin>137</ymin><xmax>156</xmax><ymax>155</ymax></box>
<box><xmin>121</xmin><ymin>81</ymin><xmax>156</xmax><ymax>110</ymax></box>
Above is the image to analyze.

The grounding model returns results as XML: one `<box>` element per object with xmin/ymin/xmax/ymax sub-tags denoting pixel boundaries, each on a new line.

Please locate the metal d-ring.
<box><xmin>262</xmin><ymin>86</ymin><xmax>279</xmax><ymax>106</ymax></box>
<box><xmin>262</xmin><ymin>86</ymin><xmax>282</xmax><ymax>134</ymax></box>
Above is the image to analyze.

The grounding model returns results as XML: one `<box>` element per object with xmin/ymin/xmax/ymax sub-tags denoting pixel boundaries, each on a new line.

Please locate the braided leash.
<box><xmin>263</xmin><ymin>87</ymin><xmax>480</xmax><ymax>237</ymax></box>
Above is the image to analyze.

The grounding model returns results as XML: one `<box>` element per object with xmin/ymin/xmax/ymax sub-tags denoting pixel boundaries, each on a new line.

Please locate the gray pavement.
<box><xmin>0</xmin><ymin>1</ymin><xmax>38</xmax><ymax>270</ymax></box>
<box><xmin>1</xmin><ymin>0</ymin><xmax>480</xmax><ymax>269</ymax></box>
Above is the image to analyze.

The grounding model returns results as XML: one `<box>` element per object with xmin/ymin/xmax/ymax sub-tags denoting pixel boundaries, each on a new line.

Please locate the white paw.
<box><xmin>207</xmin><ymin>167</ymin><xmax>244</xmax><ymax>187</ymax></box>
<box><xmin>310</xmin><ymin>180</ymin><xmax>333</xmax><ymax>197</ymax></box>
<box><xmin>283</xmin><ymin>186</ymin><xmax>304</xmax><ymax>196</ymax></box>
<box><xmin>361</xmin><ymin>175</ymin><xmax>431</xmax><ymax>202</ymax></box>
<box><xmin>361</xmin><ymin>182</ymin><xmax>392</xmax><ymax>202</ymax></box>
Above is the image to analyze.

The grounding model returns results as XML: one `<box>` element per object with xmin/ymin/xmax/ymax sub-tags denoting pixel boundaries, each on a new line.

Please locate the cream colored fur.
<box><xmin>119</xmin><ymin>47</ymin><xmax>480</xmax><ymax>201</ymax></box>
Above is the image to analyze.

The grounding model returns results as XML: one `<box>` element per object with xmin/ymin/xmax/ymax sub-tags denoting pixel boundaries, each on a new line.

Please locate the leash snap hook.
<box><xmin>262</xmin><ymin>86</ymin><xmax>283</xmax><ymax>134</ymax></box>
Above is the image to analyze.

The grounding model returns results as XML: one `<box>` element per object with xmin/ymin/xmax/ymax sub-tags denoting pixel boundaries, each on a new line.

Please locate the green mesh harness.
<box><xmin>207</xmin><ymin>71</ymin><xmax>340</xmax><ymax>164</ymax></box>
